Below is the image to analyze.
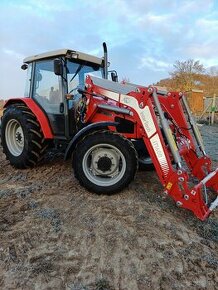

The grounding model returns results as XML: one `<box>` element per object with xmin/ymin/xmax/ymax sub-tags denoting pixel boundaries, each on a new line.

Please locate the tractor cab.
<box><xmin>22</xmin><ymin>48</ymin><xmax>106</xmax><ymax>139</ymax></box>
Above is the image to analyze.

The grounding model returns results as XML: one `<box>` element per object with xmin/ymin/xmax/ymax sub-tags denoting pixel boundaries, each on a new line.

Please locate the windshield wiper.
<box><xmin>70</xmin><ymin>64</ymin><xmax>84</xmax><ymax>82</ymax></box>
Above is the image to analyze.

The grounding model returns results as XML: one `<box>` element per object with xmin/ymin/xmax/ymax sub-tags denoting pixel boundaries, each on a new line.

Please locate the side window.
<box><xmin>24</xmin><ymin>63</ymin><xmax>32</xmax><ymax>97</ymax></box>
<box><xmin>33</xmin><ymin>60</ymin><xmax>62</xmax><ymax>114</ymax></box>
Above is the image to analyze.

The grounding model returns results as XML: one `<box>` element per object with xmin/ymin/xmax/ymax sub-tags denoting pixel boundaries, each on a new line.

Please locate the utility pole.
<box><xmin>211</xmin><ymin>93</ymin><xmax>216</xmax><ymax>125</ymax></box>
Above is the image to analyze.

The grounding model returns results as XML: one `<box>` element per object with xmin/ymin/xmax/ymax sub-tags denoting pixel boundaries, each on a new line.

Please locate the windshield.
<box><xmin>67</xmin><ymin>60</ymin><xmax>103</xmax><ymax>94</ymax></box>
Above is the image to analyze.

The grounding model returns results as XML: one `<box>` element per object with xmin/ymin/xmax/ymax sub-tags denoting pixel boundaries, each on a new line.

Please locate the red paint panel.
<box><xmin>4</xmin><ymin>98</ymin><xmax>53</xmax><ymax>139</ymax></box>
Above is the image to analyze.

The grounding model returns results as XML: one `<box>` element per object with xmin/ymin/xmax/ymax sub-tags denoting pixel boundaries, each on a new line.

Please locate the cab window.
<box><xmin>67</xmin><ymin>61</ymin><xmax>103</xmax><ymax>94</ymax></box>
<box><xmin>33</xmin><ymin>60</ymin><xmax>62</xmax><ymax>114</ymax></box>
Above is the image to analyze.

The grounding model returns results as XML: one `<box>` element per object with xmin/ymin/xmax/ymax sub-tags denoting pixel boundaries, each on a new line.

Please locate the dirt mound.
<box><xmin>0</xmin><ymin>126</ymin><xmax>217</xmax><ymax>290</ymax></box>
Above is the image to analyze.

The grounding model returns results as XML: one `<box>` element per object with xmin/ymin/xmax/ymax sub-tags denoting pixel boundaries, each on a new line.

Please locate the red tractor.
<box><xmin>1</xmin><ymin>43</ymin><xmax>218</xmax><ymax>220</ymax></box>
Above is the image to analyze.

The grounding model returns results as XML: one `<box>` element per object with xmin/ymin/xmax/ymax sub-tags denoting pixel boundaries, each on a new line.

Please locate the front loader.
<box><xmin>1</xmin><ymin>43</ymin><xmax>218</xmax><ymax>221</ymax></box>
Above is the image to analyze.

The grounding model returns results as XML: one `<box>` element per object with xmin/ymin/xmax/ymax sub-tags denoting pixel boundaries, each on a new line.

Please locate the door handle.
<box><xmin>60</xmin><ymin>102</ymin><xmax>64</xmax><ymax>113</ymax></box>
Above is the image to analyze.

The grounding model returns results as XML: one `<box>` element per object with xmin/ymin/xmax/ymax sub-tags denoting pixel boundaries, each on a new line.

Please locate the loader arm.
<box><xmin>84</xmin><ymin>76</ymin><xmax>218</xmax><ymax>220</ymax></box>
<box><xmin>157</xmin><ymin>92</ymin><xmax>211</xmax><ymax>181</ymax></box>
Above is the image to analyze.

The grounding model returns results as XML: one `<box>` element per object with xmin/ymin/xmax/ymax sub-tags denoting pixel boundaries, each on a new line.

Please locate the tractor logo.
<box><xmin>123</xmin><ymin>97</ymin><xmax>130</xmax><ymax>104</ymax></box>
<box><xmin>139</xmin><ymin>107</ymin><xmax>156</xmax><ymax>138</ymax></box>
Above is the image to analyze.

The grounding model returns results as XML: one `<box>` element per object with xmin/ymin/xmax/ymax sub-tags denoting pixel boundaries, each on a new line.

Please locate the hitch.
<box><xmin>165</xmin><ymin>167</ymin><xmax>218</xmax><ymax>221</ymax></box>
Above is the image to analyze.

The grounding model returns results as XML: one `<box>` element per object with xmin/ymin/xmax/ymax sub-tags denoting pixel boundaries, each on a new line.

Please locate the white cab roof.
<box><xmin>23</xmin><ymin>49</ymin><xmax>103</xmax><ymax>65</ymax></box>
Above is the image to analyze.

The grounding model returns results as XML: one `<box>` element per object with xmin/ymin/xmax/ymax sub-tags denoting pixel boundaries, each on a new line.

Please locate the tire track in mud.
<box><xmin>0</xmin><ymin>125</ymin><xmax>218</xmax><ymax>290</ymax></box>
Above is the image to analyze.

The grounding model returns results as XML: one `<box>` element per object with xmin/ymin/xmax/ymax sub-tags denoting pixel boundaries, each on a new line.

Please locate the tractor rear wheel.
<box><xmin>1</xmin><ymin>103</ymin><xmax>47</xmax><ymax>168</ymax></box>
<box><xmin>73</xmin><ymin>130</ymin><xmax>138</xmax><ymax>194</ymax></box>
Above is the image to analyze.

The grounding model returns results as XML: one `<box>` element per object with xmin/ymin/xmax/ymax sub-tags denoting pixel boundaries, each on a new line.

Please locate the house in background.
<box><xmin>185</xmin><ymin>90</ymin><xmax>217</xmax><ymax>123</ymax></box>
<box><xmin>185</xmin><ymin>89</ymin><xmax>204</xmax><ymax>116</ymax></box>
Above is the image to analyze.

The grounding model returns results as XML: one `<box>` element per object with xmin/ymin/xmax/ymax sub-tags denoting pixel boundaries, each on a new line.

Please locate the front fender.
<box><xmin>64</xmin><ymin>121</ymin><xmax>118</xmax><ymax>160</ymax></box>
<box><xmin>4</xmin><ymin>98</ymin><xmax>53</xmax><ymax>139</ymax></box>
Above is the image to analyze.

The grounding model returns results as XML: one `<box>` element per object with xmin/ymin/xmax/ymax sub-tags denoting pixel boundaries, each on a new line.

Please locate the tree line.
<box><xmin>156</xmin><ymin>59</ymin><xmax>218</xmax><ymax>97</ymax></box>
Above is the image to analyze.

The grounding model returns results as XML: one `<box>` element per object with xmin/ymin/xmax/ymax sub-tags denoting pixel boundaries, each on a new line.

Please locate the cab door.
<box><xmin>32</xmin><ymin>59</ymin><xmax>65</xmax><ymax>137</ymax></box>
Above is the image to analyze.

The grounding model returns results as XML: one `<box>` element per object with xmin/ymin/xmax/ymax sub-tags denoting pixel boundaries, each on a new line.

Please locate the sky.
<box><xmin>0</xmin><ymin>0</ymin><xmax>218</xmax><ymax>98</ymax></box>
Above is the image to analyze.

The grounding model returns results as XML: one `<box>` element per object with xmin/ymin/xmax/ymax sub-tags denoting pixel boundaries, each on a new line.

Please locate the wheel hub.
<box><xmin>97</xmin><ymin>156</ymin><xmax>112</xmax><ymax>172</ymax></box>
<box><xmin>91</xmin><ymin>148</ymin><xmax>119</xmax><ymax>176</ymax></box>
<box><xmin>15</xmin><ymin>127</ymin><xmax>24</xmax><ymax>145</ymax></box>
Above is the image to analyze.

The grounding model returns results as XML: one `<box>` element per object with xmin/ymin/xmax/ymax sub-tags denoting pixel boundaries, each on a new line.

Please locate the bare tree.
<box><xmin>170</xmin><ymin>59</ymin><xmax>205</xmax><ymax>91</ymax></box>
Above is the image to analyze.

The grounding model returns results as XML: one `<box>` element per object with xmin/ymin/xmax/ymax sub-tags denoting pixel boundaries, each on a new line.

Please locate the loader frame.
<box><xmin>80</xmin><ymin>75</ymin><xmax>218</xmax><ymax>220</ymax></box>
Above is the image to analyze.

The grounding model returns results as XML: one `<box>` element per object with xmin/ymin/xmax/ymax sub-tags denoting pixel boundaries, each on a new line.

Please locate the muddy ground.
<box><xmin>0</xmin><ymin>125</ymin><xmax>218</xmax><ymax>290</ymax></box>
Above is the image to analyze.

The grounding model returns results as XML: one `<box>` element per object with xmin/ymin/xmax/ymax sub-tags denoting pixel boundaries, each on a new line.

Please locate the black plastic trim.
<box><xmin>64</xmin><ymin>121</ymin><xmax>118</xmax><ymax>160</ymax></box>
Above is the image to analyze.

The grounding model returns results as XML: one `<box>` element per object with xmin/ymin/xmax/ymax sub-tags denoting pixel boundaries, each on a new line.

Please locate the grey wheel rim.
<box><xmin>5</xmin><ymin>119</ymin><xmax>24</xmax><ymax>156</ymax></box>
<box><xmin>82</xmin><ymin>143</ymin><xmax>126</xmax><ymax>187</ymax></box>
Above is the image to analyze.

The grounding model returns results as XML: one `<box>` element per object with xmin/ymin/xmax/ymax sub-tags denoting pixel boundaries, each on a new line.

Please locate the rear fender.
<box><xmin>64</xmin><ymin>121</ymin><xmax>118</xmax><ymax>160</ymax></box>
<box><xmin>4</xmin><ymin>98</ymin><xmax>53</xmax><ymax>139</ymax></box>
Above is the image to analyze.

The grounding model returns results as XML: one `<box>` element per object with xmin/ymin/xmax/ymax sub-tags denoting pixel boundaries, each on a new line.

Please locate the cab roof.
<box><xmin>23</xmin><ymin>49</ymin><xmax>103</xmax><ymax>66</ymax></box>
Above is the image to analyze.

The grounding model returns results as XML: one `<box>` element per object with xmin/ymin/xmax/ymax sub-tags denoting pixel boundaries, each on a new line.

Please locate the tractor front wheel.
<box><xmin>1</xmin><ymin>103</ymin><xmax>47</xmax><ymax>168</ymax></box>
<box><xmin>73</xmin><ymin>130</ymin><xmax>138</xmax><ymax>194</ymax></box>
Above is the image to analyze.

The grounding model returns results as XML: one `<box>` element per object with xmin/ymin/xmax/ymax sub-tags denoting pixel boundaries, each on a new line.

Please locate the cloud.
<box><xmin>0</xmin><ymin>0</ymin><xmax>218</xmax><ymax>98</ymax></box>
<box><xmin>139</xmin><ymin>56</ymin><xmax>170</xmax><ymax>72</ymax></box>
<box><xmin>2</xmin><ymin>49</ymin><xmax>24</xmax><ymax>60</ymax></box>
<box><xmin>196</xmin><ymin>18</ymin><xmax>218</xmax><ymax>34</ymax></box>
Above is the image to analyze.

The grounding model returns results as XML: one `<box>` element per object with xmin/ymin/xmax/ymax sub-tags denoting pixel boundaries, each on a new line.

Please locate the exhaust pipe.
<box><xmin>103</xmin><ymin>42</ymin><xmax>108</xmax><ymax>79</ymax></box>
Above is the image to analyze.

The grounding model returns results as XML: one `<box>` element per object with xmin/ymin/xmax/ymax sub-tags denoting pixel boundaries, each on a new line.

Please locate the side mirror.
<box><xmin>21</xmin><ymin>64</ymin><xmax>28</xmax><ymax>70</ymax></box>
<box><xmin>54</xmin><ymin>59</ymin><xmax>63</xmax><ymax>76</ymax></box>
<box><xmin>111</xmin><ymin>71</ymin><xmax>118</xmax><ymax>82</ymax></box>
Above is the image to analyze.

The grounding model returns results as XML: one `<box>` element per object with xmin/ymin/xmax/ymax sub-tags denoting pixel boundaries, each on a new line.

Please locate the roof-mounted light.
<box><xmin>70</xmin><ymin>52</ymin><xmax>79</xmax><ymax>59</ymax></box>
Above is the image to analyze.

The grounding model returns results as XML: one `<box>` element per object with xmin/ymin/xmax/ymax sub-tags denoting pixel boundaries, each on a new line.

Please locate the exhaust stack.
<box><xmin>103</xmin><ymin>42</ymin><xmax>108</xmax><ymax>79</ymax></box>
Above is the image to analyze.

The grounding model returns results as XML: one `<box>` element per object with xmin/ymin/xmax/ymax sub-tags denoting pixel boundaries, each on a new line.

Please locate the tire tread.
<box><xmin>1</xmin><ymin>103</ymin><xmax>48</xmax><ymax>168</ymax></box>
